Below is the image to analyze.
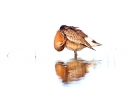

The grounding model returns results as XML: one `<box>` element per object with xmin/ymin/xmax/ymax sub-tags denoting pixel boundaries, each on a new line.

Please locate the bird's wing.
<box><xmin>60</xmin><ymin>25</ymin><xmax>93</xmax><ymax>49</ymax></box>
<box><xmin>69</xmin><ymin>26</ymin><xmax>88</xmax><ymax>38</ymax></box>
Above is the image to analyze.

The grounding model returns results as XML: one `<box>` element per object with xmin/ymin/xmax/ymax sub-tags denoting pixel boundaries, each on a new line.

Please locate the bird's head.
<box><xmin>54</xmin><ymin>30</ymin><xmax>66</xmax><ymax>51</ymax></box>
<box><xmin>60</xmin><ymin>25</ymin><xmax>67</xmax><ymax>30</ymax></box>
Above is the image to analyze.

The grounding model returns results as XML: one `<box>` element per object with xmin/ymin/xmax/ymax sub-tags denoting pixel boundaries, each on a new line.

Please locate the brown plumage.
<box><xmin>55</xmin><ymin>59</ymin><xmax>101</xmax><ymax>83</ymax></box>
<box><xmin>54</xmin><ymin>25</ymin><xmax>102</xmax><ymax>59</ymax></box>
<box><xmin>54</xmin><ymin>30</ymin><xmax>66</xmax><ymax>51</ymax></box>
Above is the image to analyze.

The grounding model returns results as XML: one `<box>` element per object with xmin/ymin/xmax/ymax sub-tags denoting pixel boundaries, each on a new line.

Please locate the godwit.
<box><xmin>54</xmin><ymin>25</ymin><xmax>101</xmax><ymax>59</ymax></box>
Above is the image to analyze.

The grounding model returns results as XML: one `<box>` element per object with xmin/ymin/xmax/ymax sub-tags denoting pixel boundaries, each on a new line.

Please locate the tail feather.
<box><xmin>82</xmin><ymin>44</ymin><xmax>96</xmax><ymax>51</ymax></box>
<box><xmin>91</xmin><ymin>48</ymin><xmax>96</xmax><ymax>51</ymax></box>
<box><xmin>85</xmin><ymin>37</ymin><xmax>102</xmax><ymax>47</ymax></box>
<box><xmin>92</xmin><ymin>40</ymin><xmax>102</xmax><ymax>46</ymax></box>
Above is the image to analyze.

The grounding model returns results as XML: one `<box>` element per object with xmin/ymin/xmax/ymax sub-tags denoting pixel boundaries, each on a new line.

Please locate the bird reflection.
<box><xmin>55</xmin><ymin>58</ymin><xmax>101</xmax><ymax>84</ymax></box>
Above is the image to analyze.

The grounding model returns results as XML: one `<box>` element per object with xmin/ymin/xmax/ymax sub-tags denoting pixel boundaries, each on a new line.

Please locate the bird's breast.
<box><xmin>65</xmin><ymin>40</ymin><xmax>86</xmax><ymax>51</ymax></box>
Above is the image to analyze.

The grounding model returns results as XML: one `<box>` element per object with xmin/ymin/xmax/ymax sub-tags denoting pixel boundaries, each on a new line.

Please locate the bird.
<box><xmin>54</xmin><ymin>25</ymin><xmax>102</xmax><ymax>59</ymax></box>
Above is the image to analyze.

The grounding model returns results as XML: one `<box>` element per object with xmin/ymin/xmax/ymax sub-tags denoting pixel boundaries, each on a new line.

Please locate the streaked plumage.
<box><xmin>54</xmin><ymin>25</ymin><xmax>102</xmax><ymax>59</ymax></box>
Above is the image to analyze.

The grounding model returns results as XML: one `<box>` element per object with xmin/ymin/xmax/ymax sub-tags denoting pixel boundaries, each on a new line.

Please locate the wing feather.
<box><xmin>69</xmin><ymin>26</ymin><xmax>88</xmax><ymax>38</ymax></box>
<box><xmin>60</xmin><ymin>25</ymin><xmax>93</xmax><ymax>49</ymax></box>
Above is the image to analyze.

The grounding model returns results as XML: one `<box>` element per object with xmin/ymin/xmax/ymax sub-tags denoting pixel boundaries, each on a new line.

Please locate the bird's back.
<box><xmin>60</xmin><ymin>25</ymin><xmax>94</xmax><ymax>50</ymax></box>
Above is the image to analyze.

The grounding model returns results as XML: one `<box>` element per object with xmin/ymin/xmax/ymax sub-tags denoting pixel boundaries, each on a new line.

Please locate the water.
<box><xmin>0</xmin><ymin>0</ymin><xmax>130</xmax><ymax>86</ymax></box>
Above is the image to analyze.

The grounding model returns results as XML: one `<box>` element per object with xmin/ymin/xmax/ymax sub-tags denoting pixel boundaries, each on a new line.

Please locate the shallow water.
<box><xmin>0</xmin><ymin>0</ymin><xmax>130</xmax><ymax>86</ymax></box>
<box><xmin>0</xmin><ymin>49</ymin><xmax>130</xmax><ymax>87</ymax></box>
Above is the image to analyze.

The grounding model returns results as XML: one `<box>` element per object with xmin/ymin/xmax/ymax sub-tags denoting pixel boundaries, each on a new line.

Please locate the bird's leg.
<box><xmin>74</xmin><ymin>51</ymin><xmax>77</xmax><ymax>59</ymax></box>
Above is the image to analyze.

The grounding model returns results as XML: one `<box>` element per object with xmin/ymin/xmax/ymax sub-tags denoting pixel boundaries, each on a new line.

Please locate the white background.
<box><xmin>0</xmin><ymin>0</ymin><xmax>130</xmax><ymax>87</ymax></box>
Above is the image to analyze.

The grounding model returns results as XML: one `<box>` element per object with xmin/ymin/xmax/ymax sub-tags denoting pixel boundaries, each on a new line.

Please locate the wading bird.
<box><xmin>54</xmin><ymin>25</ymin><xmax>101</xmax><ymax>59</ymax></box>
